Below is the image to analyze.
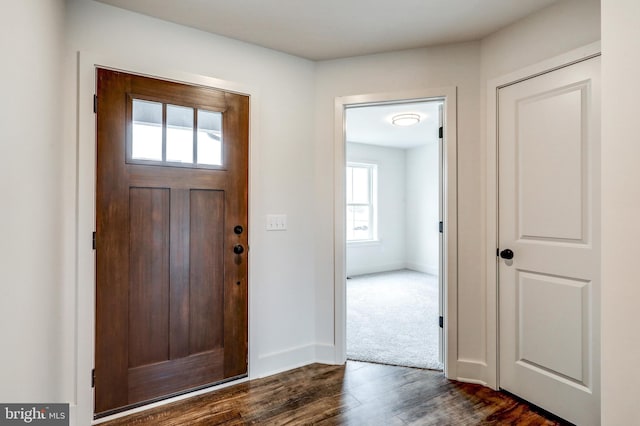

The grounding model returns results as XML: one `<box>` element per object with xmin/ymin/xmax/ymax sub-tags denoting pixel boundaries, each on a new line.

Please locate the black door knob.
<box><xmin>233</xmin><ymin>244</ymin><xmax>245</xmax><ymax>255</ymax></box>
<box><xmin>500</xmin><ymin>249</ymin><xmax>514</xmax><ymax>260</ymax></box>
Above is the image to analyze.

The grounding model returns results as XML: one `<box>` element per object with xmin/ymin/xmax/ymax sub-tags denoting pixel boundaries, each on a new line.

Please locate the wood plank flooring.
<box><xmin>100</xmin><ymin>361</ymin><xmax>569</xmax><ymax>425</ymax></box>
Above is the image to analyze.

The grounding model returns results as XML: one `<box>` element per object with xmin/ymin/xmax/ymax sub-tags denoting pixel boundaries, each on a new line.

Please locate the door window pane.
<box><xmin>166</xmin><ymin>104</ymin><xmax>194</xmax><ymax>163</ymax></box>
<box><xmin>197</xmin><ymin>110</ymin><xmax>223</xmax><ymax>166</ymax></box>
<box><xmin>129</xmin><ymin>100</ymin><xmax>224</xmax><ymax>169</ymax></box>
<box><xmin>132</xmin><ymin>100</ymin><xmax>162</xmax><ymax>161</ymax></box>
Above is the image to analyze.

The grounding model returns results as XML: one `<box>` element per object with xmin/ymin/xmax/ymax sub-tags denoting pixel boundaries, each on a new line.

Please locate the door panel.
<box><xmin>189</xmin><ymin>190</ymin><xmax>225</xmax><ymax>354</ymax></box>
<box><xmin>518</xmin><ymin>271</ymin><xmax>589</xmax><ymax>382</ymax></box>
<box><xmin>498</xmin><ymin>56</ymin><xmax>600</xmax><ymax>425</ymax></box>
<box><xmin>128</xmin><ymin>349</ymin><xmax>224</xmax><ymax>404</ymax></box>
<box><xmin>95</xmin><ymin>69</ymin><xmax>248</xmax><ymax>416</ymax></box>
<box><xmin>517</xmin><ymin>86</ymin><xmax>586</xmax><ymax>242</ymax></box>
<box><xmin>129</xmin><ymin>187</ymin><xmax>170</xmax><ymax>367</ymax></box>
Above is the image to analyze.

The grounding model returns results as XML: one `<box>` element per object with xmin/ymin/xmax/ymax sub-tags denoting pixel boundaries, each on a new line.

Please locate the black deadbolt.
<box><xmin>499</xmin><ymin>249</ymin><xmax>514</xmax><ymax>260</ymax></box>
<box><xmin>234</xmin><ymin>225</ymin><xmax>244</xmax><ymax>235</ymax></box>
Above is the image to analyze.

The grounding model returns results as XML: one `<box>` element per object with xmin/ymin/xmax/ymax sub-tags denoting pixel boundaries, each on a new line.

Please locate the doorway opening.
<box><xmin>334</xmin><ymin>88</ymin><xmax>457</xmax><ymax>379</ymax></box>
<box><xmin>344</xmin><ymin>99</ymin><xmax>444</xmax><ymax>370</ymax></box>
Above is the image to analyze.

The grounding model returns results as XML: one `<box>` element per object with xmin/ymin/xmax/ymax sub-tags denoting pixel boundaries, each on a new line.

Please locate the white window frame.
<box><xmin>346</xmin><ymin>162</ymin><xmax>378</xmax><ymax>243</ymax></box>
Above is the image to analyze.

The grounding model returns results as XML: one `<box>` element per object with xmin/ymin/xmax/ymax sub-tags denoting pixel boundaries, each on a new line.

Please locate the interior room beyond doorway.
<box><xmin>344</xmin><ymin>100</ymin><xmax>443</xmax><ymax>370</ymax></box>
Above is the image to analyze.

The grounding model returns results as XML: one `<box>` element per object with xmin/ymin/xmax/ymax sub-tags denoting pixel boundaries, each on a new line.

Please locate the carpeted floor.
<box><xmin>346</xmin><ymin>269</ymin><xmax>443</xmax><ymax>370</ymax></box>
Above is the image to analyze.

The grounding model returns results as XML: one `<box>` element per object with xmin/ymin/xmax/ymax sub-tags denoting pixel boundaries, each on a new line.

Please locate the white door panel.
<box><xmin>518</xmin><ymin>271</ymin><xmax>589</xmax><ymax>383</ymax></box>
<box><xmin>518</xmin><ymin>86</ymin><xmax>586</xmax><ymax>242</ymax></box>
<box><xmin>499</xmin><ymin>56</ymin><xmax>600</xmax><ymax>426</ymax></box>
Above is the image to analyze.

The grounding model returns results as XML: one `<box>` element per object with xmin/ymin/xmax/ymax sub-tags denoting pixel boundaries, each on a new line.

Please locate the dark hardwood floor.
<box><xmin>100</xmin><ymin>361</ymin><xmax>568</xmax><ymax>425</ymax></box>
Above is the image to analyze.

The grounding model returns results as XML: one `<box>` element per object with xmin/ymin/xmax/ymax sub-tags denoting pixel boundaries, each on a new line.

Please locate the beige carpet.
<box><xmin>346</xmin><ymin>269</ymin><xmax>443</xmax><ymax>370</ymax></box>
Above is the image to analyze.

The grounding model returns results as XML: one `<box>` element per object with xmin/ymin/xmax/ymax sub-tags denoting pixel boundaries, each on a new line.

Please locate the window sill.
<box><xmin>347</xmin><ymin>239</ymin><xmax>380</xmax><ymax>247</ymax></box>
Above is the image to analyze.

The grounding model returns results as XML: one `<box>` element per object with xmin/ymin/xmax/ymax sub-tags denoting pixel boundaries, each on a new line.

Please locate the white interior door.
<box><xmin>498</xmin><ymin>56</ymin><xmax>600</xmax><ymax>426</ymax></box>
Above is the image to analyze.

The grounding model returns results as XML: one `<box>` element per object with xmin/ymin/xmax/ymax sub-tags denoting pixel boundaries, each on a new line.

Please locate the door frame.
<box><xmin>334</xmin><ymin>87</ymin><xmax>458</xmax><ymax>378</ymax></box>
<box><xmin>485</xmin><ymin>41</ymin><xmax>601</xmax><ymax>390</ymax></box>
<box><xmin>74</xmin><ymin>51</ymin><xmax>258</xmax><ymax>425</ymax></box>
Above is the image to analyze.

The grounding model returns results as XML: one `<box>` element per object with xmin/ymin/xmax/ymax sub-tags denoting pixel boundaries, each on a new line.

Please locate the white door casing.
<box><xmin>438</xmin><ymin>102</ymin><xmax>444</xmax><ymax>365</ymax></box>
<box><xmin>333</xmin><ymin>87</ymin><xmax>458</xmax><ymax>378</ymax></box>
<box><xmin>498</xmin><ymin>56</ymin><xmax>600</xmax><ymax>425</ymax></box>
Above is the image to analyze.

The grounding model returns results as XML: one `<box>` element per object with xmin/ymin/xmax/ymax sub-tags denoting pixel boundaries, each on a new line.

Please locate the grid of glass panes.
<box><xmin>131</xmin><ymin>99</ymin><xmax>223</xmax><ymax>167</ymax></box>
<box><xmin>346</xmin><ymin>163</ymin><xmax>376</xmax><ymax>241</ymax></box>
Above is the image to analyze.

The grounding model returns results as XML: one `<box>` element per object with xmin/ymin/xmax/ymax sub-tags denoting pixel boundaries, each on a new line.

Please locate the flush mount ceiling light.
<box><xmin>391</xmin><ymin>113</ymin><xmax>421</xmax><ymax>127</ymax></box>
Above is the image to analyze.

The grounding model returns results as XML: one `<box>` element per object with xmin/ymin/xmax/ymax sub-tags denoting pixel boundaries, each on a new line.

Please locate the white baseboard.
<box><xmin>255</xmin><ymin>344</ymin><xmax>318</xmax><ymax>378</ymax></box>
<box><xmin>346</xmin><ymin>262</ymin><xmax>405</xmax><ymax>277</ymax></box>
<box><xmin>404</xmin><ymin>262</ymin><xmax>438</xmax><ymax>275</ymax></box>
<box><xmin>347</xmin><ymin>262</ymin><xmax>440</xmax><ymax>277</ymax></box>
<box><xmin>315</xmin><ymin>343</ymin><xmax>338</xmax><ymax>364</ymax></box>
<box><xmin>455</xmin><ymin>359</ymin><xmax>488</xmax><ymax>387</ymax></box>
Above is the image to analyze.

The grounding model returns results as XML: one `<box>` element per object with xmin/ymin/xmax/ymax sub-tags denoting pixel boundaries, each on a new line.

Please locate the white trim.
<box><xmin>348</xmin><ymin>262</ymin><xmax>439</xmax><ymax>277</ymax></box>
<box><xmin>334</xmin><ymin>87</ymin><xmax>458</xmax><ymax>378</ymax></box>
<box><xmin>346</xmin><ymin>262</ymin><xmax>407</xmax><ymax>277</ymax></box>
<box><xmin>346</xmin><ymin>240</ymin><xmax>381</xmax><ymax>247</ymax></box>
<box><xmin>456</xmin><ymin>359</ymin><xmax>489</xmax><ymax>386</ymax></box>
<box><xmin>405</xmin><ymin>262</ymin><xmax>438</xmax><ymax>276</ymax></box>
<box><xmin>256</xmin><ymin>344</ymin><xmax>319</xmax><ymax>379</ymax></box>
<box><xmin>314</xmin><ymin>344</ymin><xmax>337</xmax><ymax>364</ymax></box>
<box><xmin>484</xmin><ymin>41</ymin><xmax>601</xmax><ymax>390</ymax></box>
<box><xmin>75</xmin><ymin>51</ymin><xmax>260</xmax><ymax>426</ymax></box>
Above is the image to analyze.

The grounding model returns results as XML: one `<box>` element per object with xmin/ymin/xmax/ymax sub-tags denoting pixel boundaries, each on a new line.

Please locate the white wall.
<box><xmin>346</xmin><ymin>141</ymin><xmax>439</xmax><ymax>277</ymax></box>
<box><xmin>480</xmin><ymin>0</ymin><xmax>601</xmax><ymax>81</ymax></box>
<box><xmin>345</xmin><ymin>142</ymin><xmax>406</xmax><ymax>276</ymax></box>
<box><xmin>1</xmin><ymin>0</ymin><xmax>616</xmax><ymax>423</ymax></box>
<box><xmin>0</xmin><ymin>0</ymin><xmax>66</xmax><ymax>403</ymax></box>
<box><xmin>601</xmin><ymin>0</ymin><xmax>640</xmax><ymax>423</ymax></box>
<box><xmin>405</xmin><ymin>143</ymin><xmax>439</xmax><ymax>275</ymax></box>
<box><xmin>314</xmin><ymin>0</ymin><xmax>601</xmax><ymax>385</ymax></box>
<box><xmin>314</xmin><ymin>41</ymin><xmax>482</xmax><ymax>373</ymax></box>
<box><xmin>61</xmin><ymin>0</ymin><xmax>317</xmax><ymax>423</ymax></box>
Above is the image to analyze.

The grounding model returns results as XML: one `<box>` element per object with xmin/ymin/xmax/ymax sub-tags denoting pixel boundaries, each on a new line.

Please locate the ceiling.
<box><xmin>95</xmin><ymin>0</ymin><xmax>559</xmax><ymax>61</ymax></box>
<box><xmin>93</xmin><ymin>0</ymin><xmax>559</xmax><ymax>147</ymax></box>
<box><xmin>346</xmin><ymin>101</ymin><xmax>442</xmax><ymax>149</ymax></box>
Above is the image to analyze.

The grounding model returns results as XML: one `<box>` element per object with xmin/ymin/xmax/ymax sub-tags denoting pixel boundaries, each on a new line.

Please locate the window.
<box><xmin>130</xmin><ymin>99</ymin><xmax>223</xmax><ymax>168</ymax></box>
<box><xmin>346</xmin><ymin>163</ymin><xmax>377</xmax><ymax>242</ymax></box>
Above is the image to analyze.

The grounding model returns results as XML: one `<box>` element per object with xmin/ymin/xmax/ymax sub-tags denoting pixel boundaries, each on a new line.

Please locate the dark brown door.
<box><xmin>94</xmin><ymin>69</ymin><xmax>248</xmax><ymax>416</ymax></box>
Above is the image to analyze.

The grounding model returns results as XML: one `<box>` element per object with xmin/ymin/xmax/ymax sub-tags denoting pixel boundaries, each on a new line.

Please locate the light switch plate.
<box><xmin>266</xmin><ymin>214</ymin><xmax>287</xmax><ymax>231</ymax></box>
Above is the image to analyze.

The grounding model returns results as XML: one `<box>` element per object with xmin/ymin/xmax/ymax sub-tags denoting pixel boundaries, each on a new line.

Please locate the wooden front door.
<box><xmin>94</xmin><ymin>69</ymin><xmax>249</xmax><ymax>416</ymax></box>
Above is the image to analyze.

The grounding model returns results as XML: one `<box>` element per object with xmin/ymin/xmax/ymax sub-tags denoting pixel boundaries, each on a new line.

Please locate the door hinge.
<box><xmin>439</xmin><ymin>221</ymin><xmax>443</xmax><ymax>233</ymax></box>
<box><xmin>92</xmin><ymin>232</ymin><xmax>96</xmax><ymax>250</ymax></box>
<box><xmin>93</xmin><ymin>94</ymin><xmax>97</xmax><ymax>113</ymax></box>
<box><xmin>439</xmin><ymin>126</ymin><xmax>443</xmax><ymax>139</ymax></box>
<box><xmin>439</xmin><ymin>316</ymin><xmax>444</xmax><ymax>328</ymax></box>
<box><xmin>91</xmin><ymin>369</ymin><xmax>96</xmax><ymax>388</ymax></box>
